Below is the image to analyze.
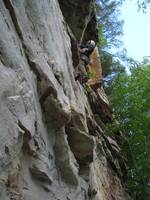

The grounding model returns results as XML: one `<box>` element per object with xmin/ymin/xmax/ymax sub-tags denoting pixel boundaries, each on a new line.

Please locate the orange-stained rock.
<box><xmin>85</xmin><ymin>47</ymin><xmax>113</xmax><ymax>123</ymax></box>
<box><xmin>87</xmin><ymin>47</ymin><xmax>102</xmax><ymax>86</ymax></box>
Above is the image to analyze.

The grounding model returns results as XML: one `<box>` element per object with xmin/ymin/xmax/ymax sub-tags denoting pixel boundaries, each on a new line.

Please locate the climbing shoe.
<box><xmin>75</xmin><ymin>73</ymin><xmax>80</xmax><ymax>81</ymax></box>
<box><xmin>81</xmin><ymin>75</ymin><xmax>88</xmax><ymax>83</ymax></box>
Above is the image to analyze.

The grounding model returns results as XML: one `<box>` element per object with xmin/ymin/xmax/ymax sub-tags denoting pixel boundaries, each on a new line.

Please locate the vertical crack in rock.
<box><xmin>3</xmin><ymin>0</ymin><xmax>23</xmax><ymax>40</ymax></box>
<box><xmin>18</xmin><ymin>120</ymin><xmax>32</xmax><ymax>154</ymax></box>
<box><xmin>58</xmin><ymin>0</ymin><xmax>98</xmax><ymax>42</ymax></box>
<box><xmin>65</xmin><ymin>109</ymin><xmax>95</xmax><ymax>183</ymax></box>
<box><xmin>66</xmin><ymin>24</ymin><xmax>79</xmax><ymax>67</ymax></box>
<box><xmin>54</xmin><ymin>127</ymin><xmax>79</xmax><ymax>186</ymax></box>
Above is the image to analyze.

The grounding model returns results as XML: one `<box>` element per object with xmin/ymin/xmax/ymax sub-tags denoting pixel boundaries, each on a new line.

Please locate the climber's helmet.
<box><xmin>87</xmin><ymin>40</ymin><xmax>96</xmax><ymax>47</ymax></box>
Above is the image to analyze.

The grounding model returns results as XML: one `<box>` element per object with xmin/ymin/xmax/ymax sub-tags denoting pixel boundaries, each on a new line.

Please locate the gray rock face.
<box><xmin>0</xmin><ymin>0</ymin><xmax>130</xmax><ymax>200</ymax></box>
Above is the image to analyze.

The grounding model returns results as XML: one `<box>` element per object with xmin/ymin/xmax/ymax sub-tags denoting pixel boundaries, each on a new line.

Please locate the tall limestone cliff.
<box><xmin>0</xmin><ymin>0</ymin><xmax>130</xmax><ymax>200</ymax></box>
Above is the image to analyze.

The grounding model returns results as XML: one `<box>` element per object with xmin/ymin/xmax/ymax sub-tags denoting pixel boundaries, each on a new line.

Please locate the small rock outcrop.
<box><xmin>0</xmin><ymin>0</ymin><xmax>130</xmax><ymax>200</ymax></box>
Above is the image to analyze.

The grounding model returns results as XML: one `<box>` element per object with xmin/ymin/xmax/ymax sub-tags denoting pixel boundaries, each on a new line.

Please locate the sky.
<box><xmin>120</xmin><ymin>0</ymin><xmax>150</xmax><ymax>62</ymax></box>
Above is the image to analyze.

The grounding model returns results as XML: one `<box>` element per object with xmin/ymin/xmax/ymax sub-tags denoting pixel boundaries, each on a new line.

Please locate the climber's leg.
<box><xmin>75</xmin><ymin>59</ymin><xmax>88</xmax><ymax>83</ymax></box>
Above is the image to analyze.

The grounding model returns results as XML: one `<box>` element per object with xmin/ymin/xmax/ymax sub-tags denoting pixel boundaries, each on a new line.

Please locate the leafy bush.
<box><xmin>110</xmin><ymin>65</ymin><xmax>150</xmax><ymax>199</ymax></box>
<box><xmin>88</xmin><ymin>71</ymin><xmax>96</xmax><ymax>78</ymax></box>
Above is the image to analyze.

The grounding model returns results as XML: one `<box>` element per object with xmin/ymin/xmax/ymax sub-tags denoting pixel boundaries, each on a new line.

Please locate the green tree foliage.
<box><xmin>110</xmin><ymin>65</ymin><xmax>150</xmax><ymax>200</ymax></box>
<box><xmin>96</xmin><ymin>0</ymin><xmax>124</xmax><ymax>49</ymax></box>
<box><xmin>97</xmin><ymin>24</ymin><xmax>108</xmax><ymax>49</ymax></box>
<box><xmin>137</xmin><ymin>0</ymin><xmax>150</xmax><ymax>11</ymax></box>
<box><xmin>96</xmin><ymin>0</ymin><xmax>126</xmax><ymax>85</ymax></box>
<box><xmin>101</xmin><ymin>51</ymin><xmax>125</xmax><ymax>76</ymax></box>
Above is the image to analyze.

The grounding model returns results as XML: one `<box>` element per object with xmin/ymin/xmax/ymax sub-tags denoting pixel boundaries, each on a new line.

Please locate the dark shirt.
<box><xmin>80</xmin><ymin>44</ymin><xmax>95</xmax><ymax>57</ymax></box>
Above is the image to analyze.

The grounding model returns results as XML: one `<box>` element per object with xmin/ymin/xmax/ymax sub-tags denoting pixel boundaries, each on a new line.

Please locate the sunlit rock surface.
<box><xmin>0</xmin><ymin>0</ymin><xmax>130</xmax><ymax>199</ymax></box>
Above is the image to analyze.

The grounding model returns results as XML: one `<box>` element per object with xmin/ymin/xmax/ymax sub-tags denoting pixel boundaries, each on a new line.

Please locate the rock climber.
<box><xmin>75</xmin><ymin>40</ymin><xmax>96</xmax><ymax>83</ymax></box>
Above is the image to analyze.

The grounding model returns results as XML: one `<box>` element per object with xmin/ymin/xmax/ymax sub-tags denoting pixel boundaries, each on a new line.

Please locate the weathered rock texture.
<box><xmin>0</xmin><ymin>0</ymin><xmax>130</xmax><ymax>200</ymax></box>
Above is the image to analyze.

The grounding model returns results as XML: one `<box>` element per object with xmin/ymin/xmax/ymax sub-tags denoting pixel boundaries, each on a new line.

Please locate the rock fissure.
<box><xmin>3</xmin><ymin>0</ymin><xmax>23</xmax><ymax>41</ymax></box>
